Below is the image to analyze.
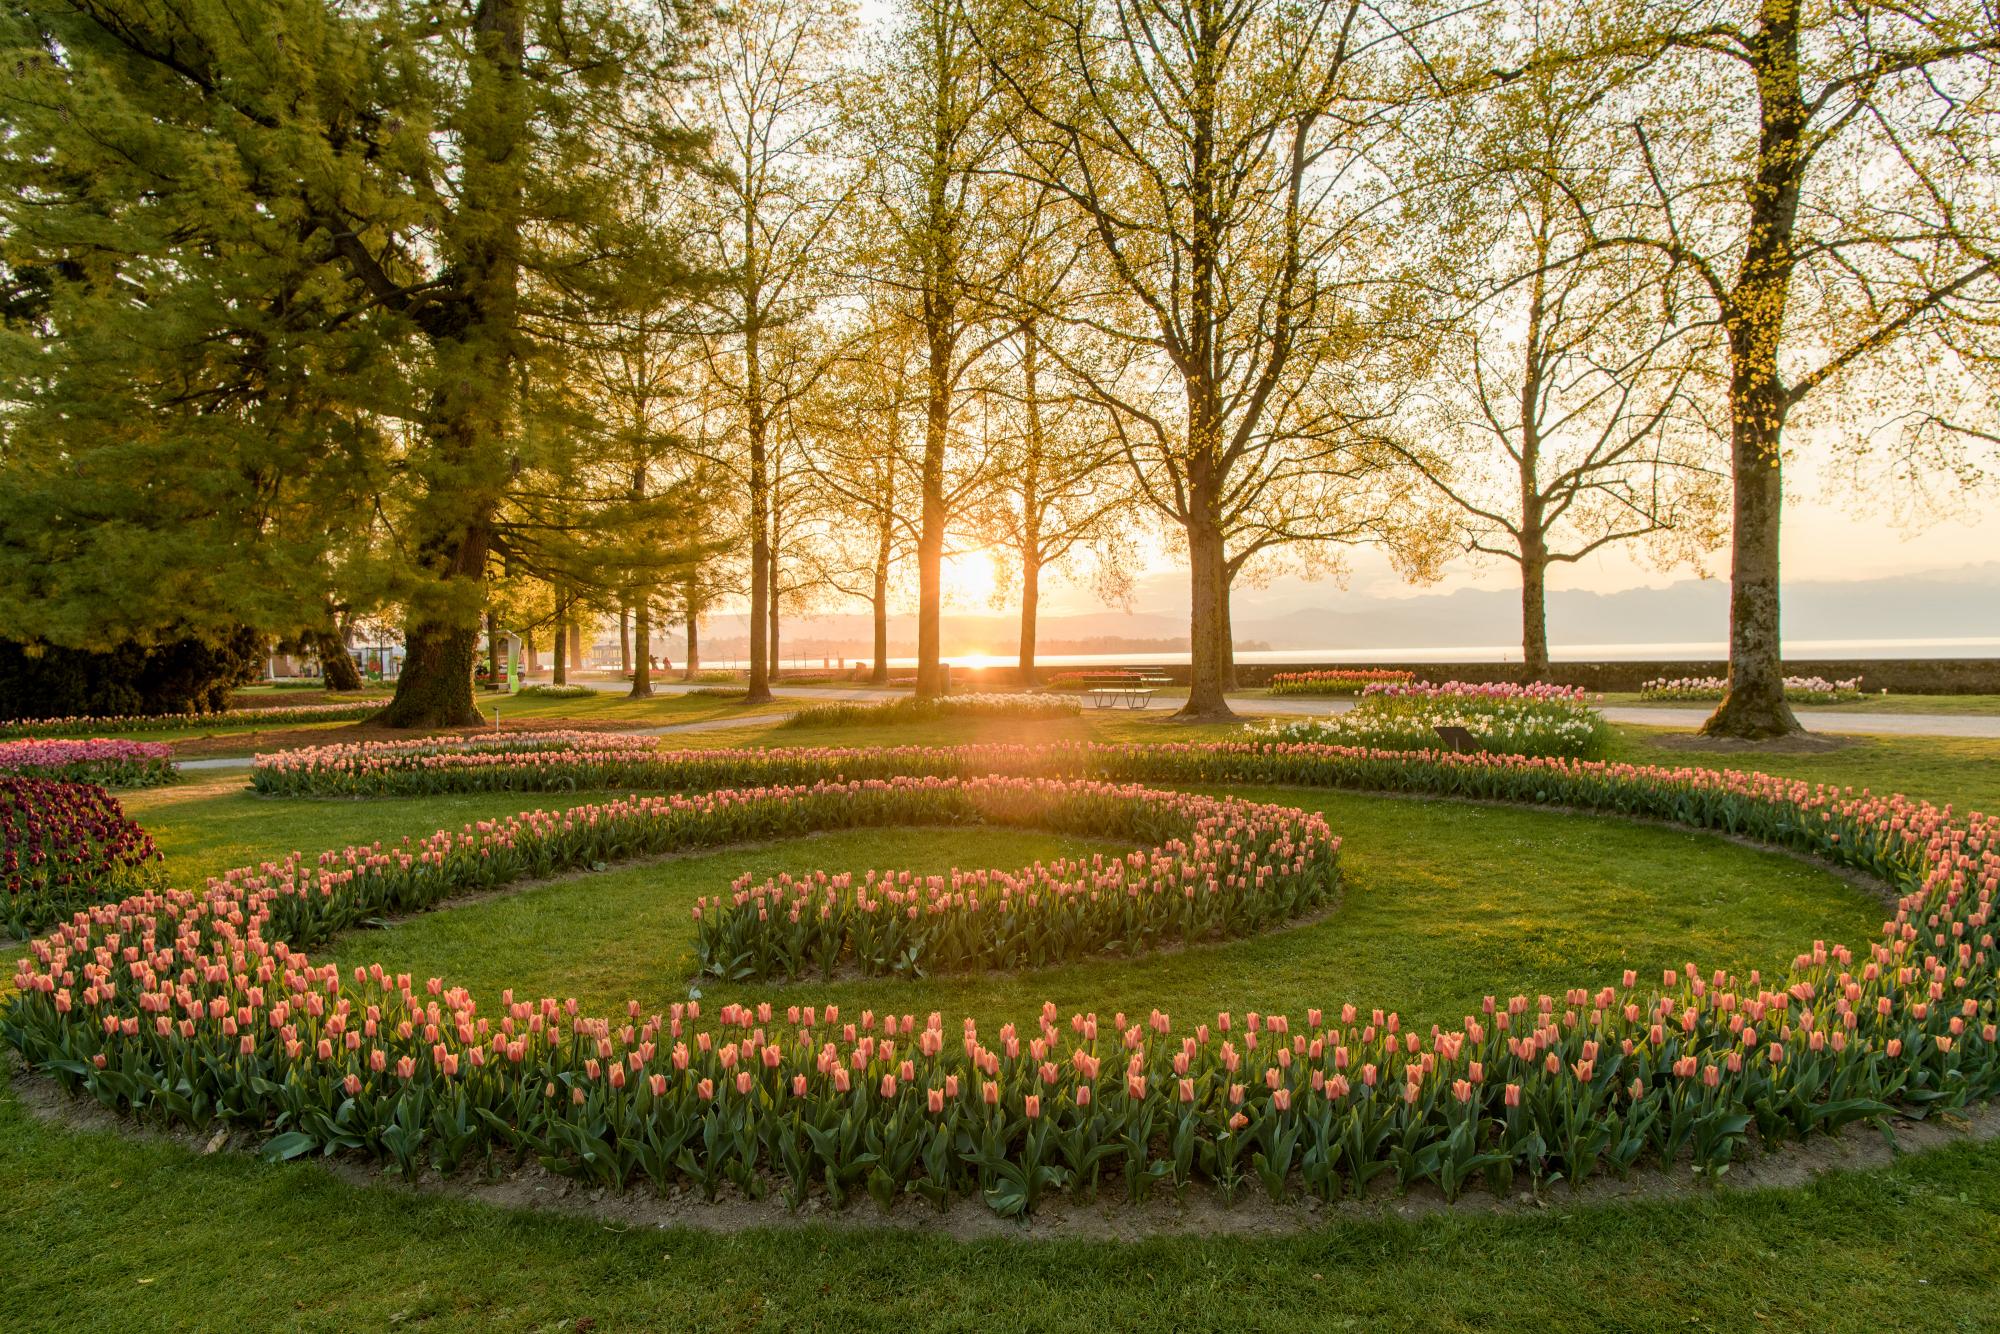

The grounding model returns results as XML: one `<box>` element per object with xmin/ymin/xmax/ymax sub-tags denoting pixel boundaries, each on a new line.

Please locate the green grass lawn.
<box><xmin>6</xmin><ymin>714</ymin><xmax>2000</xmax><ymax>1331</ymax></box>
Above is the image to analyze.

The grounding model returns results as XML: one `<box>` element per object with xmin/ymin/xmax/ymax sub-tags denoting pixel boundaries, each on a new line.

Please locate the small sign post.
<box><xmin>1432</xmin><ymin>725</ymin><xmax>1478</xmax><ymax>754</ymax></box>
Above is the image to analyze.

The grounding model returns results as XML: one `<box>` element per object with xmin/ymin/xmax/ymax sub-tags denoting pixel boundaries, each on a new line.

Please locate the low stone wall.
<box><xmin>951</xmin><ymin>658</ymin><xmax>2000</xmax><ymax>694</ymax></box>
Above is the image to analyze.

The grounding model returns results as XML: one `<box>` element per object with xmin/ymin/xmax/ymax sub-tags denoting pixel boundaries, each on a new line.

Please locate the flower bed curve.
<box><xmin>8</xmin><ymin>743</ymin><xmax>1999</xmax><ymax>1218</ymax></box>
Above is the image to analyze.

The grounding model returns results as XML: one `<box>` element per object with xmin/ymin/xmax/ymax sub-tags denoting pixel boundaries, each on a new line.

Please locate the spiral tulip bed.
<box><xmin>0</xmin><ymin>776</ymin><xmax>164</xmax><ymax>939</ymax></box>
<box><xmin>694</xmin><ymin>781</ymin><xmax>1336</xmax><ymax>980</ymax></box>
<box><xmin>0</xmin><ymin>738</ymin><xmax>177</xmax><ymax>788</ymax></box>
<box><xmin>9</xmin><ymin>734</ymin><xmax>2000</xmax><ymax>1219</ymax></box>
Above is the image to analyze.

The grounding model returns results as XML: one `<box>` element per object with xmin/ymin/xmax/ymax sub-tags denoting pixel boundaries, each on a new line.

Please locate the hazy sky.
<box><xmin>1032</xmin><ymin>450</ymin><xmax>1996</xmax><ymax>619</ymax></box>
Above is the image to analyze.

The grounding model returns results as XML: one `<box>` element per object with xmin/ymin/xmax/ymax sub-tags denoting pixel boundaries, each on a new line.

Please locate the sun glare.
<box><xmin>940</xmin><ymin>552</ymin><xmax>1000</xmax><ymax>608</ymax></box>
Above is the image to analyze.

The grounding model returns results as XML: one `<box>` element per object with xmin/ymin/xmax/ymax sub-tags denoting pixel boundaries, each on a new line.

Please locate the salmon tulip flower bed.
<box><xmin>0</xmin><ymin>738</ymin><xmax>177</xmax><ymax>788</ymax></box>
<box><xmin>693</xmin><ymin>780</ymin><xmax>1337</xmax><ymax>980</ymax></box>
<box><xmin>257</xmin><ymin>730</ymin><xmax>1647</xmax><ymax>800</ymax></box>
<box><xmin>9</xmin><ymin>739</ymin><xmax>2000</xmax><ymax>1216</ymax></box>
<box><xmin>0</xmin><ymin>776</ymin><xmax>164</xmax><ymax>938</ymax></box>
<box><xmin>0</xmin><ymin>701</ymin><xmax>382</xmax><ymax>738</ymax></box>
<box><xmin>1265</xmin><ymin>669</ymin><xmax>1415</xmax><ymax>696</ymax></box>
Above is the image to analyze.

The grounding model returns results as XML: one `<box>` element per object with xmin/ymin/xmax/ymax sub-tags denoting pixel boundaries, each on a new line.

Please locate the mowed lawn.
<box><xmin>4</xmin><ymin>712</ymin><xmax>1999</xmax><ymax>1331</ymax></box>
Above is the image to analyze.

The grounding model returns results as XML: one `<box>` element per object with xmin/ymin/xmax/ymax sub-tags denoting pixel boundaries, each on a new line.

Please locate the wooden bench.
<box><xmin>1081</xmin><ymin>671</ymin><xmax>1174</xmax><ymax>710</ymax></box>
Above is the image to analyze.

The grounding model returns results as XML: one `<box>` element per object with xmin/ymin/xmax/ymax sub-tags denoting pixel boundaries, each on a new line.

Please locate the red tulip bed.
<box><xmin>7</xmin><ymin>736</ymin><xmax>2000</xmax><ymax>1218</ymax></box>
<box><xmin>0</xmin><ymin>738</ymin><xmax>177</xmax><ymax>788</ymax></box>
<box><xmin>1</xmin><ymin>776</ymin><xmax>165</xmax><ymax>939</ymax></box>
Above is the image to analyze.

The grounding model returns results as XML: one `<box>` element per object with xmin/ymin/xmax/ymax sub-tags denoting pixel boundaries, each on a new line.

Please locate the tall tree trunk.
<box><xmin>872</xmin><ymin>514</ymin><xmax>892</xmax><ymax>685</ymax></box>
<box><xmin>629</xmin><ymin>595</ymin><xmax>653</xmax><ymax>698</ymax></box>
<box><xmin>314</xmin><ymin>627</ymin><xmax>364</xmax><ymax>692</ymax></box>
<box><xmin>915</xmin><ymin>327</ymin><xmax>949</xmax><ymax>699</ymax></box>
<box><xmin>1178</xmin><ymin>388</ymin><xmax>1235</xmax><ymax>720</ymax></box>
<box><xmin>766</xmin><ymin>544</ymin><xmax>780</xmax><ymax>680</ymax></box>
<box><xmin>1704</xmin><ymin>404</ymin><xmax>1799</xmax><ymax>736</ymax></box>
<box><xmin>618</xmin><ymin>604</ymin><xmax>630</xmax><ymax>674</ymax></box>
<box><xmin>1018</xmin><ymin>322</ymin><xmax>1043</xmax><ymax>688</ymax></box>
<box><xmin>1704</xmin><ymin>0</ymin><xmax>1805</xmax><ymax>739</ymax></box>
<box><xmin>380</xmin><ymin>0</ymin><xmax>522</xmax><ymax>730</ymax></box>
<box><xmin>682</xmin><ymin>574</ymin><xmax>702</xmax><ymax>680</ymax></box>
<box><xmin>1183</xmin><ymin>511</ymin><xmax>1232</xmax><ymax>719</ymax></box>
<box><xmin>1219</xmin><ymin>576</ymin><xmax>1237</xmax><ymax>691</ymax></box>
<box><xmin>1520</xmin><ymin>547</ymin><xmax>1550</xmax><ymax>678</ymax></box>
<box><xmin>552</xmin><ymin>588</ymin><xmax>569</xmax><ymax>687</ymax></box>
<box><xmin>1518</xmin><ymin>251</ymin><xmax>1553</xmax><ymax>682</ymax></box>
<box><xmin>484</xmin><ymin>610</ymin><xmax>500</xmax><ymax>691</ymax></box>
<box><xmin>1018</xmin><ymin>549</ymin><xmax>1041</xmax><ymax>687</ymax></box>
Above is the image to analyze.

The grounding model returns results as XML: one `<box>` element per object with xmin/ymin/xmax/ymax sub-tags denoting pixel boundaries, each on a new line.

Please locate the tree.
<box><xmin>798</xmin><ymin>308</ymin><xmax>923</xmax><ymax>683</ymax></box>
<box><xmin>859</xmin><ymin>0</ymin><xmax>1018</xmax><ymax>698</ymax></box>
<box><xmin>1578</xmin><ymin>0</ymin><xmax>2000</xmax><ymax>735</ymax></box>
<box><xmin>1401</xmin><ymin>34</ymin><xmax>1728</xmax><ymax>675</ymax></box>
<box><xmin>0</xmin><ymin>0</ymin><xmax>392</xmax><ymax>662</ymax></box>
<box><xmin>983</xmin><ymin>315</ymin><xmax>1132</xmax><ymax>684</ymax></box>
<box><xmin>0</xmin><ymin>0</ymin><xmax>712</xmax><ymax>729</ymax></box>
<box><xmin>675</xmin><ymin>0</ymin><xmax>856</xmax><ymax>704</ymax></box>
<box><xmin>981</xmin><ymin>0</ymin><xmax>1438</xmax><ymax>718</ymax></box>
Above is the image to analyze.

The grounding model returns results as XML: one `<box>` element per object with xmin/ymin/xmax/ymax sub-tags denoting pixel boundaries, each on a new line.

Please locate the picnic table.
<box><xmin>1080</xmin><ymin>671</ymin><xmax>1174</xmax><ymax>710</ymax></box>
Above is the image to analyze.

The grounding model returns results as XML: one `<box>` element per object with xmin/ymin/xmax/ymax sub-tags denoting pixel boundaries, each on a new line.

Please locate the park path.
<box><xmin>172</xmin><ymin>681</ymin><xmax>2000</xmax><ymax>773</ymax></box>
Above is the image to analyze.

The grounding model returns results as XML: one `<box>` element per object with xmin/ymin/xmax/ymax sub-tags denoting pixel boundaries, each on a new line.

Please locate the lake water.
<box><xmin>833</xmin><ymin>636</ymin><xmax>2000</xmax><ymax>669</ymax></box>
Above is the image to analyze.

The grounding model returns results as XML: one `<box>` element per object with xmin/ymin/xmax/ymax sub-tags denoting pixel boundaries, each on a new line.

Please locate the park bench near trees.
<box><xmin>1077</xmin><ymin>670</ymin><xmax>1174</xmax><ymax>710</ymax></box>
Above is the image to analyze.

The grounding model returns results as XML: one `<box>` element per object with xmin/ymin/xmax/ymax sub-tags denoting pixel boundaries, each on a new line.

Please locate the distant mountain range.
<box><xmin>692</xmin><ymin>562</ymin><xmax>2000</xmax><ymax>661</ymax></box>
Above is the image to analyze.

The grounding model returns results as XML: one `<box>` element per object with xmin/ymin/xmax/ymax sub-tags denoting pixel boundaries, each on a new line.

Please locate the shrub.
<box><xmin>1256</xmin><ymin>681</ymin><xmax>1610</xmax><ymax>759</ymax></box>
<box><xmin>514</xmin><ymin>684</ymin><xmax>595</xmax><ymax>699</ymax></box>
<box><xmin>0</xmin><ymin>629</ymin><xmax>265</xmax><ymax>721</ymax></box>
<box><xmin>0</xmin><ymin>739</ymin><xmax>176</xmax><ymax>788</ymax></box>
<box><xmin>0</xmin><ymin>776</ymin><xmax>164</xmax><ymax>937</ymax></box>
<box><xmin>779</xmin><ymin>693</ymin><xmax>1082</xmax><ymax>730</ymax></box>
<box><xmin>1639</xmin><ymin>676</ymin><xmax>1867</xmax><ymax>704</ymax></box>
<box><xmin>1266</xmin><ymin>669</ymin><xmax>1414</xmax><ymax>696</ymax></box>
<box><xmin>9</xmin><ymin>743</ymin><xmax>1999</xmax><ymax>1213</ymax></box>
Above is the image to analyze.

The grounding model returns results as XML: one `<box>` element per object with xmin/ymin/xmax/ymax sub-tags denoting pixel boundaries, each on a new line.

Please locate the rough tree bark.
<box><xmin>629</xmin><ymin>597</ymin><xmax>653</xmax><ymax>698</ymax></box>
<box><xmin>682</xmin><ymin>573</ymin><xmax>702</xmax><ymax>680</ymax></box>
<box><xmin>552</xmin><ymin>587</ymin><xmax>570</xmax><ymax>687</ymax></box>
<box><xmin>314</xmin><ymin>627</ymin><xmax>364</xmax><ymax>692</ymax></box>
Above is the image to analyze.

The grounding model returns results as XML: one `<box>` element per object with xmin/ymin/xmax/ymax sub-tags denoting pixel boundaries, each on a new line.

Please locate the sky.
<box><xmin>1027</xmin><ymin>449</ymin><xmax>1996</xmax><ymax>622</ymax></box>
